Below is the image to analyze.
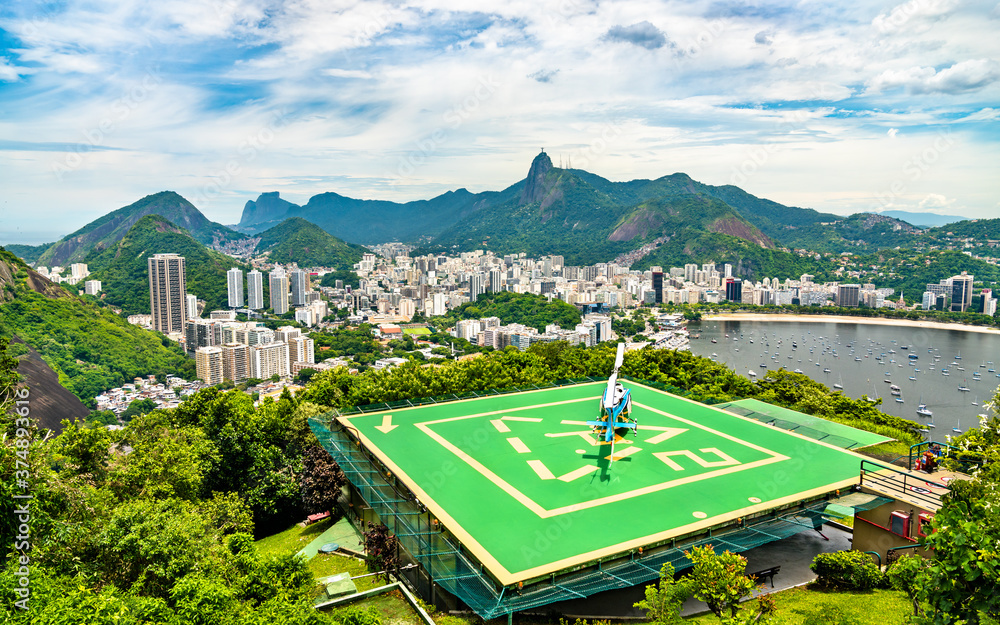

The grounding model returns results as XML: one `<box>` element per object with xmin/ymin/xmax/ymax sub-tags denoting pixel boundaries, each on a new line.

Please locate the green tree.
<box><xmin>887</xmin><ymin>553</ymin><xmax>928</xmax><ymax>618</ymax></box>
<box><xmin>121</xmin><ymin>398</ymin><xmax>158</xmax><ymax>420</ymax></box>
<box><xmin>95</xmin><ymin>497</ymin><xmax>216</xmax><ymax>597</ymax></box>
<box><xmin>633</xmin><ymin>562</ymin><xmax>689</xmax><ymax>623</ymax></box>
<box><xmin>915</xmin><ymin>479</ymin><xmax>1000</xmax><ymax>623</ymax></box>
<box><xmin>685</xmin><ymin>545</ymin><xmax>757</xmax><ymax>620</ymax></box>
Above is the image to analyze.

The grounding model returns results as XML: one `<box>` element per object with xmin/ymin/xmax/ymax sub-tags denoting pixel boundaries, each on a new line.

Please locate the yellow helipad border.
<box><xmin>338</xmin><ymin>381</ymin><xmax>864</xmax><ymax>585</ymax></box>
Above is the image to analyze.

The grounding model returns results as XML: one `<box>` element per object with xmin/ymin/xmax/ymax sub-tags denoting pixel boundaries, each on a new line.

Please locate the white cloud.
<box><xmin>918</xmin><ymin>193</ymin><xmax>956</xmax><ymax>210</ymax></box>
<box><xmin>873</xmin><ymin>0</ymin><xmax>960</xmax><ymax>33</ymax></box>
<box><xmin>0</xmin><ymin>57</ymin><xmax>26</xmax><ymax>81</ymax></box>
<box><xmin>953</xmin><ymin>107</ymin><xmax>1000</xmax><ymax>122</ymax></box>
<box><xmin>866</xmin><ymin>59</ymin><xmax>1000</xmax><ymax>94</ymax></box>
<box><xmin>321</xmin><ymin>68</ymin><xmax>374</xmax><ymax>79</ymax></box>
<box><xmin>1</xmin><ymin>0</ymin><xmax>999</xmax><ymax>234</ymax></box>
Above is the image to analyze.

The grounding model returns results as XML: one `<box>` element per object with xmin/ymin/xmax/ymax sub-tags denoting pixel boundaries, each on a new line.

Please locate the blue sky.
<box><xmin>1</xmin><ymin>0</ymin><xmax>998</xmax><ymax>245</ymax></box>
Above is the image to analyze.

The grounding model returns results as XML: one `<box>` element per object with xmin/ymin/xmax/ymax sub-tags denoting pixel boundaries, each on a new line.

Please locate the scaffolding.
<box><xmin>310</xmin><ymin>398</ymin><xmax>857</xmax><ymax>620</ymax></box>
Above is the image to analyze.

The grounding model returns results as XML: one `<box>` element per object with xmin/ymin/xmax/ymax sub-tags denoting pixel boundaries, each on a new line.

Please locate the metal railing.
<box><xmin>859</xmin><ymin>459</ymin><xmax>948</xmax><ymax>511</ymax></box>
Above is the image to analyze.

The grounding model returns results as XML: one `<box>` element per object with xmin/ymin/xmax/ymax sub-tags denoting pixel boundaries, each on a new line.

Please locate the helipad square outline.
<box><xmin>414</xmin><ymin>398</ymin><xmax>790</xmax><ymax>518</ymax></box>
<box><xmin>335</xmin><ymin>381</ymin><xmax>865</xmax><ymax>585</ymax></box>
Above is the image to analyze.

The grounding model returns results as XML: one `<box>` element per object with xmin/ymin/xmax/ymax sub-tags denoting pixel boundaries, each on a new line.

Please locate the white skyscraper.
<box><xmin>489</xmin><ymin>269</ymin><xmax>503</xmax><ymax>293</ymax></box>
<box><xmin>186</xmin><ymin>294</ymin><xmax>198</xmax><ymax>319</ymax></box>
<box><xmin>469</xmin><ymin>272</ymin><xmax>486</xmax><ymax>301</ymax></box>
<box><xmin>227</xmin><ymin>268</ymin><xmax>244</xmax><ymax>308</ymax></box>
<box><xmin>148</xmin><ymin>253</ymin><xmax>187</xmax><ymax>334</ymax></box>
<box><xmin>247</xmin><ymin>270</ymin><xmax>264</xmax><ymax>310</ymax></box>
<box><xmin>270</xmin><ymin>269</ymin><xmax>289</xmax><ymax>314</ymax></box>
<box><xmin>290</xmin><ymin>269</ymin><xmax>308</xmax><ymax>306</ymax></box>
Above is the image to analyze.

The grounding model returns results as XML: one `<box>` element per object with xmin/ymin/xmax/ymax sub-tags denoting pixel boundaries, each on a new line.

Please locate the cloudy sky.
<box><xmin>1</xmin><ymin>0</ymin><xmax>998</xmax><ymax>244</ymax></box>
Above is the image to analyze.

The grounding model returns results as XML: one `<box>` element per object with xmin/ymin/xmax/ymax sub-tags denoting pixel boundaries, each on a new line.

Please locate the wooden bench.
<box><xmin>749</xmin><ymin>565</ymin><xmax>781</xmax><ymax>588</ymax></box>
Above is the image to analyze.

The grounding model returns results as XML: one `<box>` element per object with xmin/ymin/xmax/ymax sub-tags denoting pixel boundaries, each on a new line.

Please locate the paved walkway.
<box><xmin>296</xmin><ymin>516</ymin><xmax>365</xmax><ymax>561</ymax></box>
<box><xmin>535</xmin><ymin>526</ymin><xmax>852</xmax><ymax>619</ymax></box>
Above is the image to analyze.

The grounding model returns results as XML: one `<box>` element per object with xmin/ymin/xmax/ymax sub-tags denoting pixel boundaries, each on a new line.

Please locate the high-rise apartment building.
<box><xmin>249</xmin><ymin>341</ymin><xmax>290</xmax><ymax>379</ymax></box>
<box><xmin>275</xmin><ymin>327</ymin><xmax>301</xmax><ymax>343</ymax></box>
<box><xmin>469</xmin><ymin>272</ymin><xmax>486</xmax><ymax>302</ymax></box>
<box><xmin>289</xmin><ymin>336</ymin><xmax>315</xmax><ymax>365</ymax></box>
<box><xmin>652</xmin><ymin>271</ymin><xmax>664</xmax><ymax>304</ymax></box>
<box><xmin>221</xmin><ymin>343</ymin><xmax>249</xmax><ymax>383</ymax></box>
<box><xmin>195</xmin><ymin>346</ymin><xmax>224</xmax><ymax>385</ymax></box>
<box><xmin>950</xmin><ymin>272</ymin><xmax>974</xmax><ymax>312</ymax></box>
<box><xmin>489</xmin><ymin>269</ymin><xmax>503</xmax><ymax>293</ymax></box>
<box><xmin>725</xmin><ymin>278</ymin><xmax>743</xmax><ymax>303</ymax></box>
<box><xmin>186</xmin><ymin>294</ymin><xmax>198</xmax><ymax>320</ymax></box>
<box><xmin>148</xmin><ymin>253</ymin><xmax>187</xmax><ymax>334</ymax></box>
<box><xmin>185</xmin><ymin>319</ymin><xmax>224</xmax><ymax>355</ymax></box>
<box><xmin>84</xmin><ymin>280</ymin><xmax>101</xmax><ymax>295</ymax></box>
<box><xmin>836</xmin><ymin>284</ymin><xmax>861</xmax><ymax>308</ymax></box>
<box><xmin>247</xmin><ymin>269</ymin><xmax>264</xmax><ymax>310</ymax></box>
<box><xmin>227</xmin><ymin>268</ymin><xmax>244</xmax><ymax>308</ymax></box>
<box><xmin>290</xmin><ymin>270</ymin><xmax>308</xmax><ymax>306</ymax></box>
<box><xmin>269</xmin><ymin>269</ymin><xmax>289</xmax><ymax>314</ymax></box>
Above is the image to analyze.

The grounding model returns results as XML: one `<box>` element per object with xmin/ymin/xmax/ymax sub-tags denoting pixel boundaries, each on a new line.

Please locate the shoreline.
<box><xmin>700</xmin><ymin>313</ymin><xmax>1000</xmax><ymax>336</ymax></box>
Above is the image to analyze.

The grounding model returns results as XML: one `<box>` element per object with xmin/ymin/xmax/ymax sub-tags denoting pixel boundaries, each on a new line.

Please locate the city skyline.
<box><xmin>2</xmin><ymin>1</ymin><xmax>998</xmax><ymax>245</ymax></box>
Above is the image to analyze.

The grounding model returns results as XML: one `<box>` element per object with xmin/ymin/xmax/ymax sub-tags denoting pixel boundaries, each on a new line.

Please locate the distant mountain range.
<box><xmin>235</xmin><ymin>152</ymin><xmax>987</xmax><ymax>265</ymax></box>
<box><xmin>36</xmin><ymin>191</ymin><xmax>242</xmax><ymax>267</ymax></box>
<box><xmin>236</xmin><ymin>152</ymin><xmax>844</xmax><ymax>265</ymax></box>
<box><xmin>878</xmin><ymin>210</ymin><xmax>967</xmax><ymax>228</ymax></box>
<box><xmin>7</xmin><ymin>153</ymin><xmax>994</xmax><ymax>273</ymax></box>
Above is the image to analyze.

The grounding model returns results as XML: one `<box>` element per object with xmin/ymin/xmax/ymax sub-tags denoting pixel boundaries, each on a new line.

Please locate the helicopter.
<box><xmin>585</xmin><ymin>343</ymin><xmax>638</xmax><ymax>461</ymax></box>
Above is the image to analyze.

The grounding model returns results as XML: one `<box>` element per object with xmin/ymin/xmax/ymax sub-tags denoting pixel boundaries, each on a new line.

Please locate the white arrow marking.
<box><xmin>375</xmin><ymin>415</ymin><xmax>398</xmax><ymax>433</ymax></box>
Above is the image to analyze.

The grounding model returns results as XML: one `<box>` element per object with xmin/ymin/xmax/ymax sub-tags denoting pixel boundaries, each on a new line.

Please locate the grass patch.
<box><xmin>255</xmin><ymin>519</ymin><xmax>334</xmax><ymax>557</ymax></box>
<box><xmin>308</xmin><ymin>554</ymin><xmax>384</xmax><ymax>593</ymax></box>
<box><xmin>323</xmin><ymin>590</ymin><xmax>423</xmax><ymax>624</ymax></box>
<box><xmin>685</xmin><ymin>586</ymin><xmax>912</xmax><ymax>624</ymax></box>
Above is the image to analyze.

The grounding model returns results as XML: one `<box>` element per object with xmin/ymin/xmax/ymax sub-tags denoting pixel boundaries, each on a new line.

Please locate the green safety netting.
<box><xmin>310</xmin><ymin>398</ymin><xmax>844</xmax><ymax>620</ymax></box>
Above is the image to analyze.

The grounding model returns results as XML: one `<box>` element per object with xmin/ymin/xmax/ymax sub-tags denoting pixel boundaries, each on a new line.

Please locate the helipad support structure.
<box><xmin>311</xmin><ymin>379</ymin><xmax>871</xmax><ymax>618</ymax></box>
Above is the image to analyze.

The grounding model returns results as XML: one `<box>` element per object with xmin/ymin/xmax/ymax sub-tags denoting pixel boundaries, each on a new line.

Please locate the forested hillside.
<box><xmin>87</xmin><ymin>215</ymin><xmax>254</xmax><ymax>315</ymax></box>
<box><xmin>0</xmin><ymin>248</ymin><xmax>193</xmax><ymax>405</ymax></box>
<box><xmin>255</xmin><ymin>218</ymin><xmax>366</xmax><ymax>269</ymax></box>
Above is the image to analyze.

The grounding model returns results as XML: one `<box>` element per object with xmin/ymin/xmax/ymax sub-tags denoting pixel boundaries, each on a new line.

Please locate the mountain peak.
<box><xmin>520</xmin><ymin>151</ymin><xmax>554</xmax><ymax>205</ymax></box>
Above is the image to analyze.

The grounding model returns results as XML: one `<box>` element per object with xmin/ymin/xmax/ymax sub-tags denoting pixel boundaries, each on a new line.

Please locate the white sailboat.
<box><xmin>916</xmin><ymin>396</ymin><xmax>932</xmax><ymax>417</ymax></box>
<box><xmin>953</xmin><ymin>419</ymin><xmax>962</xmax><ymax>434</ymax></box>
<box><xmin>833</xmin><ymin>374</ymin><xmax>843</xmax><ymax>390</ymax></box>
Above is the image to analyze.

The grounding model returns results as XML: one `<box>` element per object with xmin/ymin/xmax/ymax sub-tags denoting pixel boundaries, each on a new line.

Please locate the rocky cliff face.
<box><xmin>239</xmin><ymin>191</ymin><xmax>299</xmax><ymax>227</ymax></box>
<box><xmin>519</xmin><ymin>151</ymin><xmax>554</xmax><ymax>206</ymax></box>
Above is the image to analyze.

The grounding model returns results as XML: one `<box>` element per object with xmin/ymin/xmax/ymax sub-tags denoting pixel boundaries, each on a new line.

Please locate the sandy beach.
<box><xmin>702</xmin><ymin>313</ymin><xmax>1000</xmax><ymax>336</ymax></box>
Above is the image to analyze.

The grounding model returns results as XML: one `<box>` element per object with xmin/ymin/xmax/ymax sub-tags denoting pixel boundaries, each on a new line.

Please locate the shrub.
<box><xmin>810</xmin><ymin>550</ymin><xmax>886</xmax><ymax>590</ymax></box>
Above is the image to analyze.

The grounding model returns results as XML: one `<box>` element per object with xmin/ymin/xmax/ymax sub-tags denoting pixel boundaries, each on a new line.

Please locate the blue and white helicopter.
<box><xmin>586</xmin><ymin>343</ymin><xmax>638</xmax><ymax>460</ymax></box>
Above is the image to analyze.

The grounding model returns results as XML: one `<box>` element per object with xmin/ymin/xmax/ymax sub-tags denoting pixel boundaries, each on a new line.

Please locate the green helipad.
<box><xmin>339</xmin><ymin>381</ymin><xmax>865</xmax><ymax>585</ymax></box>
